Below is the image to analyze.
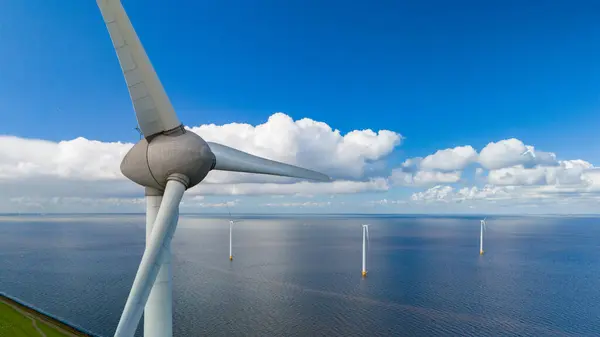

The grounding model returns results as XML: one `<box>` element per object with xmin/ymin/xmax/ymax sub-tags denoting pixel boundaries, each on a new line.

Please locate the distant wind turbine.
<box><xmin>479</xmin><ymin>218</ymin><xmax>487</xmax><ymax>255</ymax></box>
<box><xmin>521</xmin><ymin>148</ymin><xmax>536</xmax><ymax>158</ymax></box>
<box><xmin>226</xmin><ymin>205</ymin><xmax>242</xmax><ymax>261</ymax></box>
<box><xmin>95</xmin><ymin>1</ymin><xmax>330</xmax><ymax>336</ymax></box>
<box><xmin>362</xmin><ymin>224</ymin><xmax>370</xmax><ymax>277</ymax></box>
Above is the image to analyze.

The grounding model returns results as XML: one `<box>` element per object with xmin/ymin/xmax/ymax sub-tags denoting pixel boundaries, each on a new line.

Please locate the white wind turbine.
<box><xmin>95</xmin><ymin>1</ymin><xmax>330</xmax><ymax>336</ymax></box>
<box><xmin>479</xmin><ymin>218</ymin><xmax>487</xmax><ymax>255</ymax></box>
<box><xmin>361</xmin><ymin>224</ymin><xmax>370</xmax><ymax>277</ymax></box>
<box><xmin>521</xmin><ymin>147</ymin><xmax>536</xmax><ymax>159</ymax></box>
<box><xmin>226</xmin><ymin>205</ymin><xmax>241</xmax><ymax>261</ymax></box>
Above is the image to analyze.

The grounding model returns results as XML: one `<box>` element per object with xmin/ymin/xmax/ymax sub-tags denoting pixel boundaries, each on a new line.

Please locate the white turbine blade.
<box><xmin>225</xmin><ymin>203</ymin><xmax>232</xmax><ymax>219</ymax></box>
<box><xmin>207</xmin><ymin>142</ymin><xmax>330</xmax><ymax>182</ymax></box>
<box><xmin>114</xmin><ymin>179</ymin><xmax>186</xmax><ymax>337</ymax></box>
<box><xmin>97</xmin><ymin>0</ymin><xmax>181</xmax><ymax>138</ymax></box>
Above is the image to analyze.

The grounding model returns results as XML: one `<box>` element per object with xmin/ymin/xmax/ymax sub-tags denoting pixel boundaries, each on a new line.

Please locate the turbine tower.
<box><xmin>95</xmin><ymin>1</ymin><xmax>330</xmax><ymax>336</ymax></box>
<box><xmin>226</xmin><ymin>205</ymin><xmax>241</xmax><ymax>261</ymax></box>
<box><xmin>479</xmin><ymin>218</ymin><xmax>487</xmax><ymax>255</ymax></box>
<box><xmin>362</xmin><ymin>224</ymin><xmax>369</xmax><ymax>277</ymax></box>
<box><xmin>229</xmin><ymin>219</ymin><xmax>234</xmax><ymax>261</ymax></box>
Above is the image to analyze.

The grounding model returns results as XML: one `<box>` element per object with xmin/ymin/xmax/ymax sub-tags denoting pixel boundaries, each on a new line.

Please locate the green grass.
<box><xmin>38</xmin><ymin>321</ymin><xmax>68</xmax><ymax>337</ymax></box>
<box><xmin>0</xmin><ymin>300</ymin><xmax>68</xmax><ymax>337</ymax></box>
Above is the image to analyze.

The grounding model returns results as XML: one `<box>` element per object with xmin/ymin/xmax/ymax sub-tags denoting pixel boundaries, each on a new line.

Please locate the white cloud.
<box><xmin>393</xmin><ymin>145</ymin><xmax>475</xmax><ymax>186</ymax></box>
<box><xmin>407</xmin><ymin>142</ymin><xmax>598</xmax><ymax>211</ymax></box>
<box><xmin>368</xmin><ymin>199</ymin><xmax>406</xmax><ymax>205</ymax></box>
<box><xmin>478</xmin><ymin>138</ymin><xmax>558</xmax><ymax>170</ymax></box>
<box><xmin>262</xmin><ymin>201</ymin><xmax>332</xmax><ymax>207</ymax></box>
<box><xmin>410</xmin><ymin>185</ymin><xmax>456</xmax><ymax>203</ymax></box>
<box><xmin>487</xmin><ymin>160</ymin><xmax>594</xmax><ymax>186</ymax></box>
<box><xmin>389</xmin><ymin>169</ymin><xmax>461</xmax><ymax>186</ymax></box>
<box><xmin>8</xmin><ymin>196</ymin><xmax>146</xmax><ymax>213</ymax></box>
<box><xmin>188</xmin><ymin>112</ymin><xmax>402</xmax><ymax>180</ymax></box>
<box><xmin>411</xmin><ymin>167</ymin><xmax>600</xmax><ymax>205</ymax></box>
<box><xmin>420</xmin><ymin>145</ymin><xmax>478</xmax><ymax>171</ymax></box>
<box><xmin>189</xmin><ymin>178</ymin><xmax>390</xmax><ymax>196</ymax></box>
<box><xmin>399</xmin><ymin>157</ymin><xmax>422</xmax><ymax>173</ymax></box>
<box><xmin>0</xmin><ymin>136</ymin><xmax>129</xmax><ymax>180</ymax></box>
<box><xmin>411</xmin><ymin>184</ymin><xmax>551</xmax><ymax>204</ymax></box>
<box><xmin>182</xmin><ymin>199</ymin><xmax>240</xmax><ymax>208</ymax></box>
<box><xmin>413</xmin><ymin>170</ymin><xmax>462</xmax><ymax>185</ymax></box>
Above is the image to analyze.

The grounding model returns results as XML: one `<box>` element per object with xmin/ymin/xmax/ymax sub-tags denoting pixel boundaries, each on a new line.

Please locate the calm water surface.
<box><xmin>0</xmin><ymin>214</ymin><xmax>599</xmax><ymax>336</ymax></box>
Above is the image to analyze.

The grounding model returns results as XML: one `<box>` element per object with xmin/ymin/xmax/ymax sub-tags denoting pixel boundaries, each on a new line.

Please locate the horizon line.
<box><xmin>1</xmin><ymin>212</ymin><xmax>599</xmax><ymax>217</ymax></box>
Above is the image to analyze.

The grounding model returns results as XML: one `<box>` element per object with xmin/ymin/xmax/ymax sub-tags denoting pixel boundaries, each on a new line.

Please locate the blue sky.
<box><xmin>1</xmin><ymin>1</ymin><xmax>600</xmax><ymax>213</ymax></box>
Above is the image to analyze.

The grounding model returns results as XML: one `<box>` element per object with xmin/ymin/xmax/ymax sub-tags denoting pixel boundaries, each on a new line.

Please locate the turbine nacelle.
<box><xmin>120</xmin><ymin>128</ymin><xmax>215</xmax><ymax>191</ymax></box>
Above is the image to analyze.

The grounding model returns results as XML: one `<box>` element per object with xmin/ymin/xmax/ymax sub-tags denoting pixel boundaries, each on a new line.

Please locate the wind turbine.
<box><xmin>226</xmin><ymin>205</ymin><xmax>241</xmax><ymax>261</ymax></box>
<box><xmin>521</xmin><ymin>147</ymin><xmax>536</xmax><ymax>159</ymax></box>
<box><xmin>95</xmin><ymin>1</ymin><xmax>330</xmax><ymax>337</ymax></box>
<box><xmin>362</xmin><ymin>224</ymin><xmax>370</xmax><ymax>277</ymax></box>
<box><xmin>479</xmin><ymin>218</ymin><xmax>487</xmax><ymax>255</ymax></box>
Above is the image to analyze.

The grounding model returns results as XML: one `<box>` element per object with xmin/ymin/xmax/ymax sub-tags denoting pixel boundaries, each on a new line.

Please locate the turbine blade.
<box><xmin>114</xmin><ymin>179</ymin><xmax>186</xmax><ymax>337</ymax></box>
<box><xmin>208</xmin><ymin>142</ymin><xmax>331</xmax><ymax>182</ymax></box>
<box><xmin>97</xmin><ymin>0</ymin><xmax>181</xmax><ymax>138</ymax></box>
<box><xmin>225</xmin><ymin>203</ymin><xmax>232</xmax><ymax>219</ymax></box>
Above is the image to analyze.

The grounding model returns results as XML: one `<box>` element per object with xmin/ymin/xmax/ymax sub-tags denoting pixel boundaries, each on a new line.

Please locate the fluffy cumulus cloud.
<box><xmin>486</xmin><ymin>160</ymin><xmax>593</xmax><ymax>186</ymax></box>
<box><xmin>478</xmin><ymin>138</ymin><xmax>558</xmax><ymax>170</ymax></box>
<box><xmin>262</xmin><ymin>201</ymin><xmax>333</xmax><ymax>208</ymax></box>
<box><xmin>420</xmin><ymin>145</ymin><xmax>478</xmax><ymax>171</ymax></box>
<box><xmin>387</xmin><ymin>144</ymin><xmax>473</xmax><ymax>186</ymax></box>
<box><xmin>389</xmin><ymin>169</ymin><xmax>462</xmax><ymax>186</ymax></box>
<box><xmin>0</xmin><ymin>113</ymin><xmax>400</xmax><ymax>211</ymax></box>
<box><xmin>382</xmin><ymin>136</ymin><xmax>597</xmax><ymax>212</ymax></box>
<box><xmin>189</xmin><ymin>113</ymin><xmax>402</xmax><ymax>180</ymax></box>
<box><xmin>0</xmin><ymin>136</ymin><xmax>130</xmax><ymax>180</ymax></box>
<box><xmin>410</xmin><ymin>165</ymin><xmax>600</xmax><ymax>209</ymax></box>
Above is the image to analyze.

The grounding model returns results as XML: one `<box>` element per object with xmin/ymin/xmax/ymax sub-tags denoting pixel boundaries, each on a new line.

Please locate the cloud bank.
<box><xmin>1</xmin><ymin>114</ymin><xmax>596</xmax><ymax>213</ymax></box>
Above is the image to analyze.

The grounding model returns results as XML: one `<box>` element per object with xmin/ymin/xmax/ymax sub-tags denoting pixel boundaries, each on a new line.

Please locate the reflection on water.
<box><xmin>0</xmin><ymin>214</ymin><xmax>599</xmax><ymax>336</ymax></box>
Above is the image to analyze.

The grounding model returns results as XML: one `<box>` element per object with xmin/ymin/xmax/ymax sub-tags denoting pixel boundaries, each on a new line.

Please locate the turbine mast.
<box><xmin>229</xmin><ymin>220</ymin><xmax>233</xmax><ymax>261</ymax></box>
<box><xmin>479</xmin><ymin>219</ymin><xmax>485</xmax><ymax>255</ymax></box>
<box><xmin>362</xmin><ymin>224</ymin><xmax>368</xmax><ymax>277</ymax></box>
<box><xmin>144</xmin><ymin>187</ymin><xmax>173</xmax><ymax>337</ymax></box>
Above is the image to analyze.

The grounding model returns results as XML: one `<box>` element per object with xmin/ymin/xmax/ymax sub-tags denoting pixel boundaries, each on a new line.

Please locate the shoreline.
<box><xmin>0</xmin><ymin>292</ymin><xmax>100</xmax><ymax>337</ymax></box>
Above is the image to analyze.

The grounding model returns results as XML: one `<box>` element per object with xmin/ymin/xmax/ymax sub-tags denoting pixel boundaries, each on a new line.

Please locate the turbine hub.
<box><xmin>120</xmin><ymin>129</ymin><xmax>215</xmax><ymax>191</ymax></box>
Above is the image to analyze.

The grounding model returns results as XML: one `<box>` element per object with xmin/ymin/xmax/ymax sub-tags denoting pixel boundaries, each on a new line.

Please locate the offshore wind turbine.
<box><xmin>95</xmin><ymin>1</ymin><xmax>330</xmax><ymax>336</ymax></box>
<box><xmin>522</xmin><ymin>147</ymin><xmax>536</xmax><ymax>159</ymax></box>
<box><xmin>362</xmin><ymin>224</ymin><xmax>370</xmax><ymax>277</ymax></box>
<box><xmin>226</xmin><ymin>205</ymin><xmax>241</xmax><ymax>261</ymax></box>
<box><xmin>479</xmin><ymin>218</ymin><xmax>487</xmax><ymax>255</ymax></box>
